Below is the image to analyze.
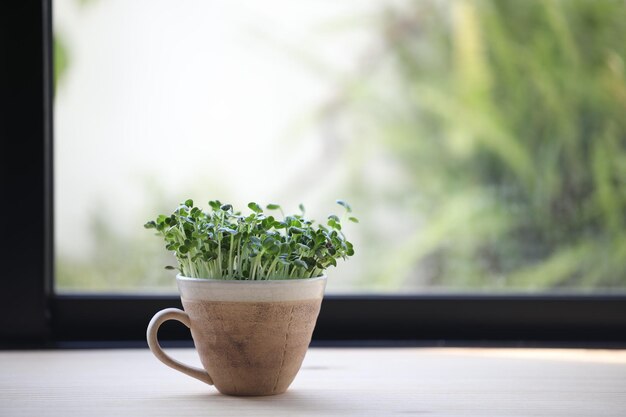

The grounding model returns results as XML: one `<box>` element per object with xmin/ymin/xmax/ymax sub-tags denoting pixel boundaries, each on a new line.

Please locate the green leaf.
<box><xmin>293</xmin><ymin>259</ymin><xmax>308</xmax><ymax>269</ymax></box>
<box><xmin>184</xmin><ymin>199</ymin><xmax>194</xmax><ymax>208</ymax></box>
<box><xmin>299</xmin><ymin>203</ymin><xmax>306</xmax><ymax>215</ymax></box>
<box><xmin>266</xmin><ymin>244</ymin><xmax>280</xmax><ymax>255</ymax></box>
<box><xmin>248</xmin><ymin>202</ymin><xmax>263</xmax><ymax>213</ymax></box>
<box><xmin>336</xmin><ymin>200</ymin><xmax>352</xmax><ymax>212</ymax></box>
<box><xmin>262</xmin><ymin>237</ymin><xmax>278</xmax><ymax>248</ymax></box>
<box><xmin>266</xmin><ymin>203</ymin><xmax>281</xmax><ymax>210</ymax></box>
<box><xmin>327</xmin><ymin>219</ymin><xmax>341</xmax><ymax>230</ymax></box>
<box><xmin>144</xmin><ymin>221</ymin><xmax>156</xmax><ymax>229</ymax></box>
<box><xmin>164</xmin><ymin>265</ymin><xmax>177</xmax><ymax>270</ymax></box>
<box><xmin>348</xmin><ymin>216</ymin><xmax>359</xmax><ymax>223</ymax></box>
<box><xmin>286</xmin><ymin>216</ymin><xmax>302</xmax><ymax>227</ymax></box>
<box><xmin>346</xmin><ymin>241</ymin><xmax>355</xmax><ymax>256</ymax></box>
<box><xmin>220</xmin><ymin>204</ymin><xmax>232</xmax><ymax>211</ymax></box>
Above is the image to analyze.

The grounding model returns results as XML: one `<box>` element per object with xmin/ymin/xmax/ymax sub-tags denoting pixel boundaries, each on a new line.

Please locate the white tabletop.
<box><xmin>1</xmin><ymin>347</ymin><xmax>625</xmax><ymax>416</ymax></box>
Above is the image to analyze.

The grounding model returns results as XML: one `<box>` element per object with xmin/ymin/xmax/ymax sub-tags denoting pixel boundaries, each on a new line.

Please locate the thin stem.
<box><xmin>228</xmin><ymin>234</ymin><xmax>234</xmax><ymax>278</ymax></box>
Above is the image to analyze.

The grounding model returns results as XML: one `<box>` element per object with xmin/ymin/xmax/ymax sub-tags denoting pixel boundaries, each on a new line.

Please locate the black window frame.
<box><xmin>2</xmin><ymin>1</ymin><xmax>626</xmax><ymax>349</ymax></box>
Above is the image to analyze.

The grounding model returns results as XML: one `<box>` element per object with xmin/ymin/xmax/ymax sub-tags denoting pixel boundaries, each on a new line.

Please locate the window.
<box><xmin>1</xmin><ymin>1</ymin><xmax>625</xmax><ymax>347</ymax></box>
<box><xmin>54</xmin><ymin>0</ymin><xmax>626</xmax><ymax>295</ymax></box>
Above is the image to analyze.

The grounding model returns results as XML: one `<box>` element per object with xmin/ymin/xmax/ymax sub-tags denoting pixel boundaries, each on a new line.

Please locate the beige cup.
<box><xmin>147</xmin><ymin>275</ymin><xmax>326</xmax><ymax>396</ymax></box>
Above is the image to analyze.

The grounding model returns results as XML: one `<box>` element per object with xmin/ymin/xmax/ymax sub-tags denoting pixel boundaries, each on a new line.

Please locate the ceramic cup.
<box><xmin>147</xmin><ymin>274</ymin><xmax>326</xmax><ymax>396</ymax></box>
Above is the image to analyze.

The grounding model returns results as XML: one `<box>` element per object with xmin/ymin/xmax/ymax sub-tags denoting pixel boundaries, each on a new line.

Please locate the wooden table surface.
<box><xmin>1</xmin><ymin>347</ymin><xmax>625</xmax><ymax>416</ymax></box>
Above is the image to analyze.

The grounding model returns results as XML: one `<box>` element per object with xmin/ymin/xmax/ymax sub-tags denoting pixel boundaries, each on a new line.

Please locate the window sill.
<box><xmin>1</xmin><ymin>347</ymin><xmax>625</xmax><ymax>416</ymax></box>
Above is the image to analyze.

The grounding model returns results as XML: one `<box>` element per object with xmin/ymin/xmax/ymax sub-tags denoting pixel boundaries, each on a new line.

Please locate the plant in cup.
<box><xmin>145</xmin><ymin>200</ymin><xmax>356</xmax><ymax>396</ymax></box>
<box><xmin>144</xmin><ymin>199</ymin><xmax>356</xmax><ymax>280</ymax></box>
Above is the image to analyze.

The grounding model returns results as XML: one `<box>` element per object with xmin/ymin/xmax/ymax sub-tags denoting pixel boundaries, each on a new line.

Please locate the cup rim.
<box><xmin>176</xmin><ymin>274</ymin><xmax>327</xmax><ymax>284</ymax></box>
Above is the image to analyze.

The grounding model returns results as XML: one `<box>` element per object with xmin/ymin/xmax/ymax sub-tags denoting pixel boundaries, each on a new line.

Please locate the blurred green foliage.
<box><xmin>53</xmin><ymin>35</ymin><xmax>69</xmax><ymax>90</ymax></box>
<box><xmin>345</xmin><ymin>0</ymin><xmax>626</xmax><ymax>290</ymax></box>
<box><xmin>56</xmin><ymin>0</ymin><xmax>626</xmax><ymax>292</ymax></box>
<box><xmin>56</xmin><ymin>209</ymin><xmax>177</xmax><ymax>292</ymax></box>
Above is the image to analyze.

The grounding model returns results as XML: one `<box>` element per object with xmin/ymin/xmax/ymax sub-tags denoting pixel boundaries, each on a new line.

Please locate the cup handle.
<box><xmin>147</xmin><ymin>308</ymin><xmax>213</xmax><ymax>385</ymax></box>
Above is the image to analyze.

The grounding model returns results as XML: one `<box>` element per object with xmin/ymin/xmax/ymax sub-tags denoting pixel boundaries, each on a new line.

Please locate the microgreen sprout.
<box><xmin>145</xmin><ymin>200</ymin><xmax>357</xmax><ymax>280</ymax></box>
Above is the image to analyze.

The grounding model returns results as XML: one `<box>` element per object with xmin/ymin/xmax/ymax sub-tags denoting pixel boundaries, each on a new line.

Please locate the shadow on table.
<box><xmin>167</xmin><ymin>389</ymin><xmax>372</xmax><ymax>414</ymax></box>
